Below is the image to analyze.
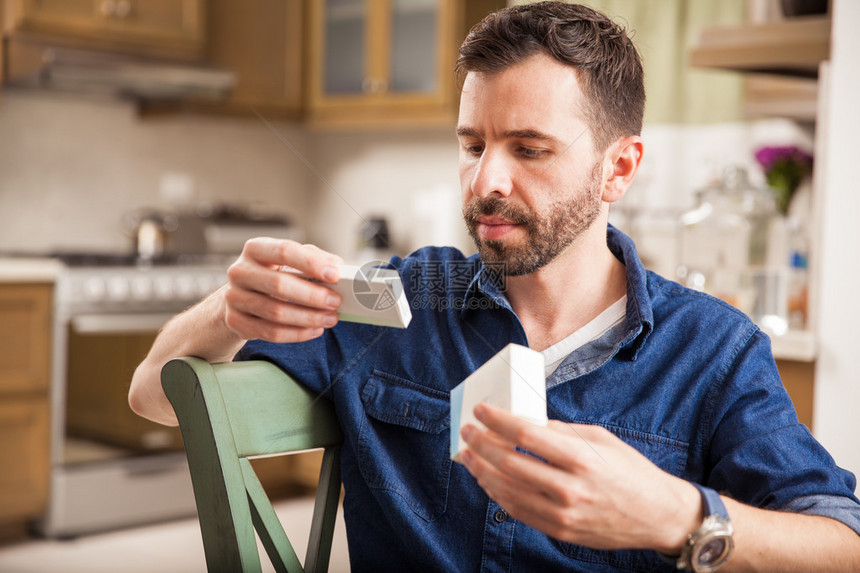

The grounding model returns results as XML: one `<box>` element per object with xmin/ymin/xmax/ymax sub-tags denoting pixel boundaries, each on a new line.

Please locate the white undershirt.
<box><xmin>542</xmin><ymin>295</ymin><xmax>628</xmax><ymax>377</ymax></box>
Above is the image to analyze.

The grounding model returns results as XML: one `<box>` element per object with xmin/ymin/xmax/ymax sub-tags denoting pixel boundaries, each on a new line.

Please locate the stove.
<box><xmin>41</xmin><ymin>252</ymin><xmax>230</xmax><ymax>537</ymax></box>
<box><xmin>56</xmin><ymin>254</ymin><xmax>229</xmax><ymax>314</ymax></box>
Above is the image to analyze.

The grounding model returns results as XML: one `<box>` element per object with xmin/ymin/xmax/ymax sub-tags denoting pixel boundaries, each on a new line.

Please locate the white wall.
<box><xmin>812</xmin><ymin>0</ymin><xmax>860</xmax><ymax>478</ymax></box>
<box><xmin>302</xmin><ymin>129</ymin><xmax>473</xmax><ymax>260</ymax></box>
<box><xmin>0</xmin><ymin>91</ymin><xmax>312</xmax><ymax>254</ymax></box>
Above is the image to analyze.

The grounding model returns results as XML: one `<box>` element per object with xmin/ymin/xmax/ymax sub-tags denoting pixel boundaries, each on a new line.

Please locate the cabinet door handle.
<box><xmin>362</xmin><ymin>78</ymin><xmax>389</xmax><ymax>94</ymax></box>
<box><xmin>70</xmin><ymin>313</ymin><xmax>173</xmax><ymax>334</ymax></box>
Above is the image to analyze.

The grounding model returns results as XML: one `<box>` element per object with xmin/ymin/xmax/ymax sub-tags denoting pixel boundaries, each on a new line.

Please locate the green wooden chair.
<box><xmin>161</xmin><ymin>357</ymin><xmax>343</xmax><ymax>573</ymax></box>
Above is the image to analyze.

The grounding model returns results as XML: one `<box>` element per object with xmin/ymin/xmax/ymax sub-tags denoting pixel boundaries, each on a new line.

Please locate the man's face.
<box><xmin>457</xmin><ymin>53</ymin><xmax>605</xmax><ymax>276</ymax></box>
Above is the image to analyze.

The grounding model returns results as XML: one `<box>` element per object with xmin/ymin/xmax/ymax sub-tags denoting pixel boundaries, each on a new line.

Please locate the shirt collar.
<box><xmin>460</xmin><ymin>225</ymin><xmax>653</xmax><ymax>360</ymax></box>
<box><xmin>461</xmin><ymin>258</ymin><xmax>513</xmax><ymax>316</ymax></box>
<box><xmin>606</xmin><ymin>224</ymin><xmax>653</xmax><ymax>360</ymax></box>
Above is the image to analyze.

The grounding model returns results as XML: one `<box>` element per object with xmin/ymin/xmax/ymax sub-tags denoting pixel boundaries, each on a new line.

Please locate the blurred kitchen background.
<box><xmin>0</xmin><ymin>0</ymin><xmax>858</xmax><ymax>570</ymax></box>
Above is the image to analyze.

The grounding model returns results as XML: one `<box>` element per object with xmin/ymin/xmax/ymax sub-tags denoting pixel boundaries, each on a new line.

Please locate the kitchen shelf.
<box><xmin>689</xmin><ymin>15</ymin><xmax>830</xmax><ymax>78</ymax></box>
<box><xmin>769</xmin><ymin>329</ymin><xmax>816</xmax><ymax>362</ymax></box>
<box><xmin>743</xmin><ymin>74</ymin><xmax>819</xmax><ymax>121</ymax></box>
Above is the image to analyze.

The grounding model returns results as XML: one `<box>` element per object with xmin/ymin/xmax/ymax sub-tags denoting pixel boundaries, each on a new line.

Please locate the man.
<box><xmin>130</xmin><ymin>3</ymin><xmax>860</xmax><ymax>571</ymax></box>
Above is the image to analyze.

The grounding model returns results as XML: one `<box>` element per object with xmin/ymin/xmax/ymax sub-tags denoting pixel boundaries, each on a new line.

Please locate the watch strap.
<box><xmin>656</xmin><ymin>482</ymin><xmax>732</xmax><ymax>571</ymax></box>
<box><xmin>691</xmin><ymin>482</ymin><xmax>729</xmax><ymax>520</ymax></box>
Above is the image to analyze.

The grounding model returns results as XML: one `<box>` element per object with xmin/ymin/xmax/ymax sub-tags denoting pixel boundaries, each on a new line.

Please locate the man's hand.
<box><xmin>459</xmin><ymin>403</ymin><xmax>701</xmax><ymax>554</ymax></box>
<box><xmin>224</xmin><ymin>238</ymin><xmax>344</xmax><ymax>343</ymax></box>
<box><xmin>129</xmin><ymin>238</ymin><xmax>344</xmax><ymax>426</ymax></box>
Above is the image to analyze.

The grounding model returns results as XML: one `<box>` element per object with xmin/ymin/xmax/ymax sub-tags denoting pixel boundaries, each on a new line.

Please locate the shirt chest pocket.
<box><xmin>358</xmin><ymin>370</ymin><xmax>452</xmax><ymax>522</ymax></box>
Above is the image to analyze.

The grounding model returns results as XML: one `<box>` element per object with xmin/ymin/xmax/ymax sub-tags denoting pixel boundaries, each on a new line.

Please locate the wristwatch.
<box><xmin>674</xmin><ymin>483</ymin><xmax>734</xmax><ymax>572</ymax></box>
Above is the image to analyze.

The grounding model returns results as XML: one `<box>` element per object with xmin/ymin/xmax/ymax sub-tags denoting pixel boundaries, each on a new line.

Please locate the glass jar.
<box><xmin>677</xmin><ymin>166</ymin><xmax>789</xmax><ymax>334</ymax></box>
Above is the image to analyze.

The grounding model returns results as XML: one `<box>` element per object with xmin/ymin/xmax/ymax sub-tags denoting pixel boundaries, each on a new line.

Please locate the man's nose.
<box><xmin>470</xmin><ymin>148</ymin><xmax>514</xmax><ymax>199</ymax></box>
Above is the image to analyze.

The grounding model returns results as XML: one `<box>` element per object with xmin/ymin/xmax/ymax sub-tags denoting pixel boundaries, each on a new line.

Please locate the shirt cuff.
<box><xmin>777</xmin><ymin>494</ymin><xmax>860</xmax><ymax>535</ymax></box>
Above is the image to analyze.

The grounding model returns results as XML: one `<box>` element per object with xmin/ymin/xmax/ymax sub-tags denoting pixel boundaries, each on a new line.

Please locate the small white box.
<box><xmin>281</xmin><ymin>263</ymin><xmax>412</xmax><ymax>329</ymax></box>
<box><xmin>450</xmin><ymin>343</ymin><xmax>547</xmax><ymax>463</ymax></box>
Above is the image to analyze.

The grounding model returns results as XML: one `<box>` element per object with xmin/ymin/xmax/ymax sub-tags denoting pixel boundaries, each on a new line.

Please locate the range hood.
<box><xmin>4</xmin><ymin>35</ymin><xmax>235</xmax><ymax>102</ymax></box>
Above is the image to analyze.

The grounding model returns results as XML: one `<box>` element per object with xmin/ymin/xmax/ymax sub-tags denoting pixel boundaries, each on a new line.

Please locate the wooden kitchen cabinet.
<box><xmin>0</xmin><ymin>399</ymin><xmax>50</xmax><ymax>530</ymax></box>
<box><xmin>306</xmin><ymin>0</ymin><xmax>503</xmax><ymax>129</ymax></box>
<box><xmin>776</xmin><ymin>359</ymin><xmax>814</xmax><ymax>429</ymax></box>
<box><xmin>0</xmin><ymin>284</ymin><xmax>51</xmax><ymax>397</ymax></box>
<box><xmin>3</xmin><ymin>0</ymin><xmax>205</xmax><ymax>60</ymax></box>
<box><xmin>1</xmin><ymin>4</ymin><xmax>5</xmax><ymax>100</ymax></box>
<box><xmin>250</xmin><ymin>450</ymin><xmax>324</xmax><ymax>498</ymax></box>
<box><xmin>0</xmin><ymin>283</ymin><xmax>51</xmax><ymax>535</ymax></box>
<box><xmin>138</xmin><ymin>0</ymin><xmax>305</xmax><ymax>118</ymax></box>
<box><xmin>200</xmin><ymin>0</ymin><xmax>304</xmax><ymax>117</ymax></box>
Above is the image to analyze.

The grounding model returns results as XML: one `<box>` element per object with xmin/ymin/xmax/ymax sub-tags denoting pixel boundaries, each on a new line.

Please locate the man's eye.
<box><xmin>464</xmin><ymin>144</ymin><xmax>484</xmax><ymax>156</ymax></box>
<box><xmin>518</xmin><ymin>147</ymin><xmax>546</xmax><ymax>159</ymax></box>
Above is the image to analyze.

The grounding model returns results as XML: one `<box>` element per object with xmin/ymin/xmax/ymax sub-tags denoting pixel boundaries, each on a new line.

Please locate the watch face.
<box><xmin>698</xmin><ymin>537</ymin><xmax>729</xmax><ymax>565</ymax></box>
<box><xmin>692</xmin><ymin>531</ymin><xmax>733</xmax><ymax>572</ymax></box>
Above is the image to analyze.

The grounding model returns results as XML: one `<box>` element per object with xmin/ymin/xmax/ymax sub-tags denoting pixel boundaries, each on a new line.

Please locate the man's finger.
<box><xmin>224</xmin><ymin>302</ymin><xmax>326</xmax><ymax>344</ymax></box>
<box><xmin>473</xmin><ymin>403</ymin><xmax>607</xmax><ymax>472</ymax></box>
<box><xmin>228</xmin><ymin>255</ymin><xmax>342</xmax><ymax>312</ymax></box>
<box><xmin>462</xmin><ymin>421</ymin><xmax>586</xmax><ymax>506</ymax></box>
<box><xmin>243</xmin><ymin>238</ymin><xmax>343</xmax><ymax>283</ymax></box>
<box><xmin>225</xmin><ymin>285</ymin><xmax>338</xmax><ymax>330</ymax></box>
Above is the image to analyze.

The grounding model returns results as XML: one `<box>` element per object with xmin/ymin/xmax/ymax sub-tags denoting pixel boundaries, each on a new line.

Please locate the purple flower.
<box><xmin>755</xmin><ymin>145</ymin><xmax>813</xmax><ymax>172</ymax></box>
<box><xmin>754</xmin><ymin>145</ymin><xmax>813</xmax><ymax>214</ymax></box>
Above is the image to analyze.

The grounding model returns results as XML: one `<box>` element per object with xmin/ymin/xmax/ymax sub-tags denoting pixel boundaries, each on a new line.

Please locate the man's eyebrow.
<box><xmin>455</xmin><ymin>126</ymin><xmax>562</xmax><ymax>145</ymax></box>
<box><xmin>456</xmin><ymin>126</ymin><xmax>481</xmax><ymax>138</ymax></box>
<box><xmin>503</xmin><ymin>129</ymin><xmax>561</xmax><ymax>144</ymax></box>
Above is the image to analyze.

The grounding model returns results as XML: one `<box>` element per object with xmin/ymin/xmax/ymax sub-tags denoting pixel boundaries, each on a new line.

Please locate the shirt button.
<box><xmin>493</xmin><ymin>509</ymin><xmax>508</xmax><ymax>524</ymax></box>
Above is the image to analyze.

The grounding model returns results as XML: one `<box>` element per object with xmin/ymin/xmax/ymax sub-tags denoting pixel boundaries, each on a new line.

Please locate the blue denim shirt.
<box><xmin>238</xmin><ymin>226</ymin><xmax>860</xmax><ymax>572</ymax></box>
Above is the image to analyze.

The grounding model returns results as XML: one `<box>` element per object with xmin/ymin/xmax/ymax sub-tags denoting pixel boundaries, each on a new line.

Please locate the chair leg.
<box><xmin>304</xmin><ymin>447</ymin><xmax>342</xmax><ymax>573</ymax></box>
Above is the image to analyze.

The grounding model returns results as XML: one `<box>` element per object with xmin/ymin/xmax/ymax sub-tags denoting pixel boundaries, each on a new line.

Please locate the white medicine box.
<box><xmin>280</xmin><ymin>263</ymin><xmax>411</xmax><ymax>329</ymax></box>
<box><xmin>450</xmin><ymin>343</ymin><xmax>547</xmax><ymax>463</ymax></box>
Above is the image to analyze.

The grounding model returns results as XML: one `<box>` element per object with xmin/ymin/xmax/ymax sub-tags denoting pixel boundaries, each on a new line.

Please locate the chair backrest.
<box><xmin>161</xmin><ymin>357</ymin><xmax>343</xmax><ymax>573</ymax></box>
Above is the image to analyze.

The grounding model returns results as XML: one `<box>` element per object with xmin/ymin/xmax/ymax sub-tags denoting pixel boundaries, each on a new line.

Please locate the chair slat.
<box><xmin>241</xmin><ymin>458</ymin><xmax>303</xmax><ymax>573</ymax></box>
<box><xmin>214</xmin><ymin>360</ymin><xmax>342</xmax><ymax>457</ymax></box>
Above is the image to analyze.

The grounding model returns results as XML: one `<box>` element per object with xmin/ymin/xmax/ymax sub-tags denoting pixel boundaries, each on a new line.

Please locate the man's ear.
<box><xmin>602</xmin><ymin>136</ymin><xmax>644</xmax><ymax>203</ymax></box>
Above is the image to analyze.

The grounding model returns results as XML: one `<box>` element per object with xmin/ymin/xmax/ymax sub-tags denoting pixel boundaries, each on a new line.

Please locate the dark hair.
<box><xmin>456</xmin><ymin>1</ymin><xmax>645</xmax><ymax>153</ymax></box>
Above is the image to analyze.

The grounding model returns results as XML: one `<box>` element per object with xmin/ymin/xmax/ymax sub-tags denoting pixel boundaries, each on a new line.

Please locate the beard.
<box><xmin>463</xmin><ymin>162</ymin><xmax>603</xmax><ymax>277</ymax></box>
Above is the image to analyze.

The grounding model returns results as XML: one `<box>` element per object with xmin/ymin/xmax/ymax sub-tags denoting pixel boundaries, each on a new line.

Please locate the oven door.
<box><xmin>64</xmin><ymin>312</ymin><xmax>183</xmax><ymax>460</ymax></box>
<box><xmin>42</xmin><ymin>310</ymin><xmax>198</xmax><ymax>538</ymax></box>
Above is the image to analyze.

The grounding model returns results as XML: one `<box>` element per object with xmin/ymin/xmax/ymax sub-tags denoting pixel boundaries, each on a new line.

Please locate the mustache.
<box><xmin>463</xmin><ymin>197</ymin><xmax>531</xmax><ymax>225</ymax></box>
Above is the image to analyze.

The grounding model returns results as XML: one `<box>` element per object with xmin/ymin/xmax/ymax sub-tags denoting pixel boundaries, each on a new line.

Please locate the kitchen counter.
<box><xmin>0</xmin><ymin>257</ymin><xmax>62</xmax><ymax>282</ymax></box>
